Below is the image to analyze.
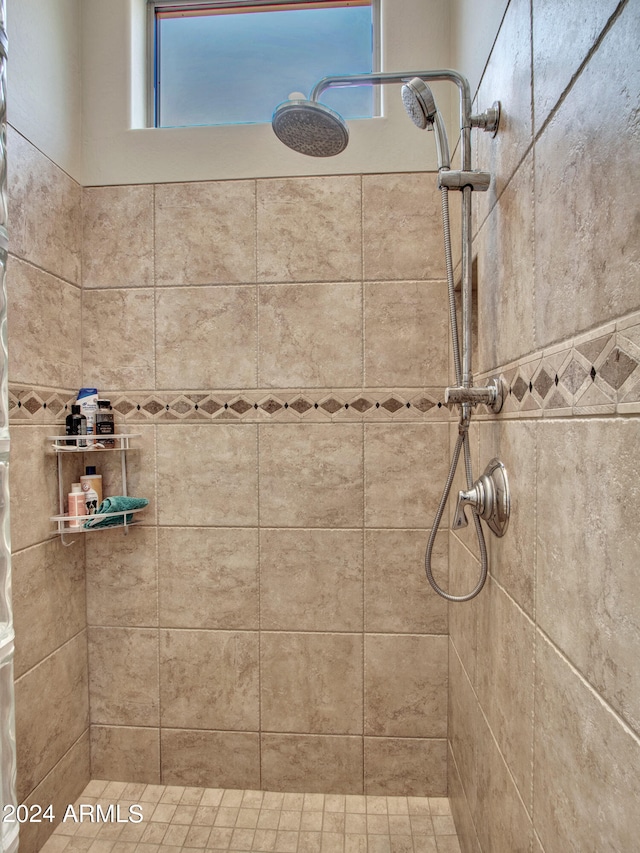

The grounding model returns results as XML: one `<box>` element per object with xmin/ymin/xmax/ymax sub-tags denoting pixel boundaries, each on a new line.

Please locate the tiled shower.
<box><xmin>6</xmin><ymin>1</ymin><xmax>640</xmax><ymax>853</ymax></box>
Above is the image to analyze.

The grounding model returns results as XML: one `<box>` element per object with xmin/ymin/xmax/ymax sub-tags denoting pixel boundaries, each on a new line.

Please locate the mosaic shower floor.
<box><xmin>40</xmin><ymin>782</ymin><xmax>461</xmax><ymax>853</ymax></box>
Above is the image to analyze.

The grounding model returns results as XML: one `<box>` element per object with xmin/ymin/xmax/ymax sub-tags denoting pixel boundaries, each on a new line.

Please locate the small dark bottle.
<box><xmin>95</xmin><ymin>399</ymin><xmax>115</xmax><ymax>448</ymax></box>
<box><xmin>65</xmin><ymin>404</ymin><xmax>87</xmax><ymax>447</ymax></box>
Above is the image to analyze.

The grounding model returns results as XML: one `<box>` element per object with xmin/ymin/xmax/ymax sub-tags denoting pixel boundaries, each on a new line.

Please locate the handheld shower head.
<box><xmin>272</xmin><ymin>99</ymin><xmax>349</xmax><ymax>157</ymax></box>
<box><xmin>401</xmin><ymin>77</ymin><xmax>437</xmax><ymax>129</ymax></box>
<box><xmin>401</xmin><ymin>77</ymin><xmax>450</xmax><ymax>170</ymax></box>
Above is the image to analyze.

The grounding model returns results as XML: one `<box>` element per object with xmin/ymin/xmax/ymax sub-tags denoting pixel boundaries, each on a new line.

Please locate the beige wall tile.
<box><xmin>86</xmin><ymin>527</ymin><xmax>158</xmax><ymax>627</ymax></box>
<box><xmin>259</xmin><ymin>424</ymin><xmax>363</xmax><ymax>528</ymax></box>
<box><xmin>476</xmin><ymin>579</ymin><xmax>534</xmax><ymax>812</ymax></box>
<box><xmin>157</xmin><ymin>424</ymin><xmax>258</xmax><ymax>526</ymax></box>
<box><xmin>474</xmin><ymin>703</ymin><xmax>533</xmax><ymax>853</ymax></box>
<box><xmin>90</xmin><ymin>725</ymin><xmax>160</xmax><ymax>783</ymax></box>
<box><xmin>448</xmin><ymin>535</ymin><xmax>479</xmax><ymax>688</ymax></box>
<box><xmin>160</xmin><ymin>629</ymin><xmax>259</xmax><ymax>730</ymax></box>
<box><xmin>475</xmin><ymin>151</ymin><xmax>535</xmax><ymax>372</ymax></box>
<box><xmin>83</xmin><ymin>185</ymin><xmax>154</xmax><ymax>288</ymax></box>
<box><xmin>261</xmin><ymin>633</ymin><xmax>363</xmax><ymax>734</ymax></box>
<box><xmin>534</xmin><ymin>634</ymin><xmax>640</xmax><ymax>853</ymax></box>
<box><xmin>364</xmin><ymin>281</ymin><xmax>449</xmax><ymax>387</ymax></box>
<box><xmin>8</xmin><ymin>127</ymin><xmax>81</xmax><ymax>284</ymax></box>
<box><xmin>155</xmin><ymin>181</ymin><xmax>256</xmax><ymax>286</ymax></box>
<box><xmin>20</xmin><ymin>733</ymin><xmax>90</xmax><ymax>853</ymax></box>
<box><xmin>448</xmin><ymin>742</ymin><xmax>482</xmax><ymax>853</ymax></box>
<box><xmin>534</xmin><ymin>0</ymin><xmax>640</xmax><ymax>347</ymax></box>
<box><xmin>161</xmin><ymin>729</ymin><xmax>260</xmax><ymax>789</ymax></box>
<box><xmin>364</xmin><ymin>738</ymin><xmax>447</xmax><ymax>797</ymax></box>
<box><xmin>13</xmin><ymin>537</ymin><xmax>86</xmax><ymax>677</ymax></box>
<box><xmin>364</xmin><ymin>424</ymin><xmax>449</xmax><ymax>528</ymax></box>
<box><xmin>88</xmin><ymin>626</ymin><xmax>159</xmax><ymax>726</ymax></box>
<box><xmin>474</xmin><ymin>0</ymin><xmax>532</xmax><ymax>227</ymax></box>
<box><xmin>537</xmin><ymin>418</ymin><xmax>640</xmax><ymax>733</ymax></box>
<box><xmin>362</xmin><ymin>174</ymin><xmax>444</xmax><ymax>282</ymax></box>
<box><xmin>258</xmin><ymin>283</ymin><xmax>362</xmax><ymax>387</ymax></box>
<box><xmin>261</xmin><ymin>734</ymin><xmax>363</xmax><ymax>794</ymax></box>
<box><xmin>10</xmin><ymin>426</ymin><xmax>65</xmax><ymax>552</ymax></box>
<box><xmin>532</xmin><ymin>0</ymin><xmax>620</xmax><ymax>133</ymax></box>
<box><xmin>7</xmin><ymin>258</ymin><xmax>82</xmax><ymax>388</ymax></box>
<box><xmin>257</xmin><ymin>176</ymin><xmax>361</xmax><ymax>282</ymax></box>
<box><xmin>448</xmin><ymin>643</ymin><xmax>480</xmax><ymax>830</ymax></box>
<box><xmin>15</xmin><ymin>632</ymin><xmax>89</xmax><ymax>802</ymax></box>
<box><xmin>83</xmin><ymin>289</ymin><xmax>155</xmax><ymax>389</ymax></box>
<box><xmin>156</xmin><ymin>285</ymin><xmax>257</xmax><ymax>389</ymax></box>
<box><xmin>158</xmin><ymin>527</ymin><xmax>258</xmax><ymax>629</ymax></box>
<box><xmin>260</xmin><ymin>529</ymin><xmax>363</xmax><ymax>632</ymax></box>
<box><xmin>364</xmin><ymin>529</ymin><xmax>447</xmax><ymax>634</ymax></box>
<box><xmin>365</xmin><ymin>635</ymin><xmax>447</xmax><ymax>738</ymax></box>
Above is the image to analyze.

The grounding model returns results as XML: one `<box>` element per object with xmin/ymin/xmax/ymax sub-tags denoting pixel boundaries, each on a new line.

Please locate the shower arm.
<box><xmin>311</xmin><ymin>70</ymin><xmax>498</xmax><ymax>398</ymax></box>
<box><xmin>310</xmin><ymin>69</ymin><xmax>472</xmax><ymax>170</ymax></box>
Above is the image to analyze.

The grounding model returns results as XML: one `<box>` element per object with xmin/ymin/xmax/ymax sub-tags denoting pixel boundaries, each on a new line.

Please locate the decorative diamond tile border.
<box><xmin>9</xmin><ymin>387</ymin><xmax>452</xmax><ymax>425</ymax></box>
<box><xmin>476</xmin><ymin>310</ymin><xmax>640</xmax><ymax>418</ymax></box>
<box><xmin>9</xmin><ymin>387</ymin><xmax>75</xmax><ymax>425</ymax></box>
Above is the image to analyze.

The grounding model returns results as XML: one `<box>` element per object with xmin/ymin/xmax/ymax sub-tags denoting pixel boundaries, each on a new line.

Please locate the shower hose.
<box><xmin>424</xmin><ymin>187</ymin><xmax>488</xmax><ymax>602</ymax></box>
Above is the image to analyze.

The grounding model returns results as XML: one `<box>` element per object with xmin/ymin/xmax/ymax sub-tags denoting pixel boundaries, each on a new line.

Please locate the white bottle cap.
<box><xmin>71</xmin><ymin>483</ymin><xmax>82</xmax><ymax>493</ymax></box>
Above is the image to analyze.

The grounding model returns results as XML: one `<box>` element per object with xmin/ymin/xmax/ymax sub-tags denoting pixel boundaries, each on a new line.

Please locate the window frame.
<box><xmin>146</xmin><ymin>0</ymin><xmax>380</xmax><ymax>128</ymax></box>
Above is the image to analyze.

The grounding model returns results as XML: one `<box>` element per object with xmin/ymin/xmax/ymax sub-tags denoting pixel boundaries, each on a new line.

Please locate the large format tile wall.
<box><xmin>78</xmin><ymin>171</ymin><xmax>454</xmax><ymax>795</ymax></box>
<box><xmin>7</xmin><ymin>125</ymin><xmax>90</xmax><ymax>853</ymax></box>
<box><xmin>447</xmin><ymin>1</ymin><xmax>640</xmax><ymax>851</ymax></box>
<box><xmin>8</xmin><ymin>129</ymin><xmax>460</xmax><ymax>816</ymax></box>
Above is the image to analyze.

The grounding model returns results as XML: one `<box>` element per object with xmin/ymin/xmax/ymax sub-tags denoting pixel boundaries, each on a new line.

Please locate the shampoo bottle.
<box><xmin>68</xmin><ymin>483</ymin><xmax>85</xmax><ymax>528</ymax></box>
<box><xmin>77</xmin><ymin>388</ymin><xmax>99</xmax><ymax>436</ymax></box>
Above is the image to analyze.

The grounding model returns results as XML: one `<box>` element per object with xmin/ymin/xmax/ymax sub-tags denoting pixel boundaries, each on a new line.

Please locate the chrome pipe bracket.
<box><xmin>445</xmin><ymin>377</ymin><xmax>506</xmax><ymax>413</ymax></box>
<box><xmin>453</xmin><ymin>457</ymin><xmax>510</xmax><ymax>538</ymax></box>
<box><xmin>439</xmin><ymin>170</ymin><xmax>491</xmax><ymax>192</ymax></box>
<box><xmin>470</xmin><ymin>101</ymin><xmax>501</xmax><ymax>137</ymax></box>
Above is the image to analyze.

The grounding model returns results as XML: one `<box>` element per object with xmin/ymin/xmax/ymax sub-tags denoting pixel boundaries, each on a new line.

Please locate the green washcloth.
<box><xmin>84</xmin><ymin>496</ymin><xmax>149</xmax><ymax>530</ymax></box>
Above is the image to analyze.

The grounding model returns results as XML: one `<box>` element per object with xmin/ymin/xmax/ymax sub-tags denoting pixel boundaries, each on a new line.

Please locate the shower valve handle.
<box><xmin>452</xmin><ymin>458</ymin><xmax>510</xmax><ymax>538</ymax></box>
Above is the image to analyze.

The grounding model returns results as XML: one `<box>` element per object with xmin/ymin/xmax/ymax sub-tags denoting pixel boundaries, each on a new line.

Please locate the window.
<box><xmin>150</xmin><ymin>0</ymin><xmax>378</xmax><ymax>128</ymax></box>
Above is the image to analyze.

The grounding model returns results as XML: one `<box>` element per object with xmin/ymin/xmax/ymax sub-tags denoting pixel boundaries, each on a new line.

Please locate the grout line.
<box><xmin>254</xmin><ymin>179</ymin><xmax>260</xmax><ymax>389</ymax></box>
<box><xmin>155</xmin><ymin>507</ymin><xmax>162</xmax><ymax>783</ymax></box>
<box><xmin>361</xmin><ymin>405</ymin><xmax>366</xmax><ymax>788</ymax></box>
<box><xmin>256</xmin><ymin>419</ymin><xmax>262</xmax><ymax>790</ymax></box>
<box><xmin>152</xmin><ymin>183</ymin><xmax>158</xmax><ymax>395</ymax></box>
<box><xmin>529</xmin><ymin>396</ymin><xmax>539</xmax><ymax>845</ymax></box>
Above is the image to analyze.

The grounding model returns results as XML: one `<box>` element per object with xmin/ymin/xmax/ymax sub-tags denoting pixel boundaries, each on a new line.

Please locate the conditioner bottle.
<box><xmin>81</xmin><ymin>466</ymin><xmax>102</xmax><ymax>514</ymax></box>
<box><xmin>68</xmin><ymin>483</ymin><xmax>85</xmax><ymax>528</ymax></box>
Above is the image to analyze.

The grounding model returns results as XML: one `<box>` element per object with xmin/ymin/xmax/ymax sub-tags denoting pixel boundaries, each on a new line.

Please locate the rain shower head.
<box><xmin>271</xmin><ymin>99</ymin><xmax>349</xmax><ymax>157</ymax></box>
